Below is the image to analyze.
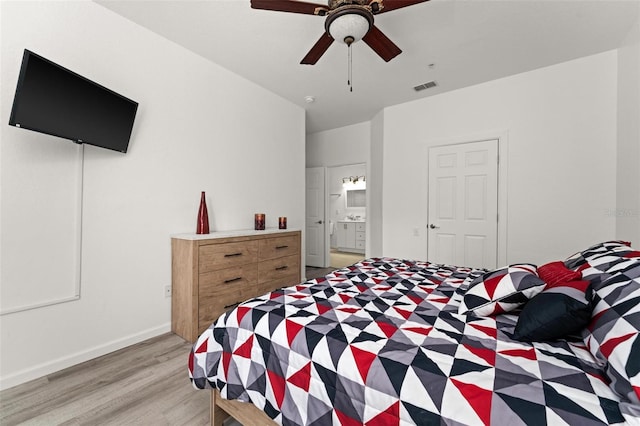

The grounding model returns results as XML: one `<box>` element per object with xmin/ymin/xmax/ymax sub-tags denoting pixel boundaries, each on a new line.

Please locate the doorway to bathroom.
<box><xmin>328</xmin><ymin>163</ymin><xmax>366</xmax><ymax>268</ymax></box>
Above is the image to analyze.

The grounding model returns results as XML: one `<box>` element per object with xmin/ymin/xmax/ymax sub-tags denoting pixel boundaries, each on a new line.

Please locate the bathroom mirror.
<box><xmin>346</xmin><ymin>189</ymin><xmax>366</xmax><ymax>208</ymax></box>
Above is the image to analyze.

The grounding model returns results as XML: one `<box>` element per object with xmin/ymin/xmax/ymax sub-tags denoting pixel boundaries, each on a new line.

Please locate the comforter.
<box><xmin>189</xmin><ymin>258</ymin><xmax>630</xmax><ymax>425</ymax></box>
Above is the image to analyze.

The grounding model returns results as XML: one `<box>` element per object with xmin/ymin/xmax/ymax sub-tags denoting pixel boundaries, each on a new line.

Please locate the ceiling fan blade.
<box><xmin>362</xmin><ymin>25</ymin><xmax>402</xmax><ymax>62</ymax></box>
<box><xmin>251</xmin><ymin>0</ymin><xmax>327</xmax><ymax>15</ymax></box>
<box><xmin>301</xmin><ymin>32</ymin><xmax>334</xmax><ymax>65</ymax></box>
<box><xmin>375</xmin><ymin>0</ymin><xmax>430</xmax><ymax>14</ymax></box>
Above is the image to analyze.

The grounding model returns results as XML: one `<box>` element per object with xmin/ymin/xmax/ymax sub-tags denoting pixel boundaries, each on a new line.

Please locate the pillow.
<box><xmin>537</xmin><ymin>261</ymin><xmax>582</xmax><ymax>287</ymax></box>
<box><xmin>565</xmin><ymin>240</ymin><xmax>632</xmax><ymax>270</ymax></box>
<box><xmin>459</xmin><ymin>264</ymin><xmax>546</xmax><ymax>316</ymax></box>
<box><xmin>513</xmin><ymin>280</ymin><xmax>592</xmax><ymax>342</ymax></box>
<box><xmin>583</xmin><ymin>265</ymin><xmax>640</xmax><ymax>404</ymax></box>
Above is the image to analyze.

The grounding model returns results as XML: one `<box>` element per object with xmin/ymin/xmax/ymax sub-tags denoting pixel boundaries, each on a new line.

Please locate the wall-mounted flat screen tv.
<box><xmin>8</xmin><ymin>49</ymin><xmax>138</xmax><ymax>153</ymax></box>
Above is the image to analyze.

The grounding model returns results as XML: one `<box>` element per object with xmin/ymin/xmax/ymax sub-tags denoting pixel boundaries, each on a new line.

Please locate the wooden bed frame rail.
<box><xmin>211</xmin><ymin>389</ymin><xmax>278</xmax><ymax>426</ymax></box>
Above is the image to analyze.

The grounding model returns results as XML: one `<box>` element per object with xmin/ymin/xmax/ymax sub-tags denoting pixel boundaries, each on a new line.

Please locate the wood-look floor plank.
<box><xmin>1</xmin><ymin>267</ymin><xmax>325</xmax><ymax>425</ymax></box>
<box><xmin>0</xmin><ymin>333</ymin><xmax>209</xmax><ymax>426</ymax></box>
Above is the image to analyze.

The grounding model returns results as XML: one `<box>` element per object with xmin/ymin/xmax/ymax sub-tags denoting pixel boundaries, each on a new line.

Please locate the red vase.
<box><xmin>196</xmin><ymin>191</ymin><xmax>209</xmax><ymax>234</ymax></box>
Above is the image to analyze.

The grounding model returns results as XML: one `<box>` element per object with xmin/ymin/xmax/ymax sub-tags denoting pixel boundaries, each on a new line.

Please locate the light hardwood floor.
<box><xmin>0</xmin><ymin>266</ymin><xmax>336</xmax><ymax>426</ymax></box>
<box><xmin>0</xmin><ymin>333</ymin><xmax>210</xmax><ymax>426</ymax></box>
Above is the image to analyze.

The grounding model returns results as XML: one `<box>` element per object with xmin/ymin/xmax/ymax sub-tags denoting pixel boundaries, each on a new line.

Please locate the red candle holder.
<box><xmin>278</xmin><ymin>217</ymin><xmax>287</xmax><ymax>229</ymax></box>
<box><xmin>255</xmin><ymin>213</ymin><xmax>265</xmax><ymax>230</ymax></box>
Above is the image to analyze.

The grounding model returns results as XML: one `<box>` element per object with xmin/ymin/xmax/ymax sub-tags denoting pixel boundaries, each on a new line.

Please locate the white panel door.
<box><xmin>427</xmin><ymin>140</ymin><xmax>499</xmax><ymax>269</ymax></box>
<box><xmin>305</xmin><ymin>167</ymin><xmax>326</xmax><ymax>267</ymax></box>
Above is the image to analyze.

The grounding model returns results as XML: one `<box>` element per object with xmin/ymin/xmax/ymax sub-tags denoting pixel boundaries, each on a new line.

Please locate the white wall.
<box><xmin>368</xmin><ymin>111</ymin><xmax>384</xmax><ymax>257</ymax></box>
<box><xmin>380</xmin><ymin>51</ymin><xmax>619</xmax><ymax>265</ymax></box>
<box><xmin>0</xmin><ymin>1</ymin><xmax>305</xmax><ymax>389</ymax></box>
<box><xmin>306</xmin><ymin>121</ymin><xmax>370</xmax><ymax>168</ymax></box>
<box><xmin>616</xmin><ymin>11</ymin><xmax>640</xmax><ymax>245</ymax></box>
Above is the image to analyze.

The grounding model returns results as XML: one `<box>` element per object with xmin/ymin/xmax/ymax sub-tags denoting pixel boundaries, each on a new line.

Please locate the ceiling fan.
<box><xmin>250</xmin><ymin>0</ymin><xmax>430</xmax><ymax>65</ymax></box>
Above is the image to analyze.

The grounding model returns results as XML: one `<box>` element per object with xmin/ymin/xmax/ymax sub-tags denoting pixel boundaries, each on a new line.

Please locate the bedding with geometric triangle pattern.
<box><xmin>190</xmin><ymin>246</ymin><xmax>640</xmax><ymax>425</ymax></box>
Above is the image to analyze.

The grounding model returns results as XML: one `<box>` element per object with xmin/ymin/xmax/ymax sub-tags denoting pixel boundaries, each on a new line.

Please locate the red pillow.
<box><xmin>537</xmin><ymin>261</ymin><xmax>582</xmax><ymax>288</ymax></box>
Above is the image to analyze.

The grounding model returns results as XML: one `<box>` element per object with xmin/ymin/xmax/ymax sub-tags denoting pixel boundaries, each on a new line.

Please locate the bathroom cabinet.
<box><xmin>336</xmin><ymin>221</ymin><xmax>365</xmax><ymax>254</ymax></box>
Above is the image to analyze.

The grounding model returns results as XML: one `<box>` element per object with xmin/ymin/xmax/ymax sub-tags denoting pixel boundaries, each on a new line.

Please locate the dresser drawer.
<box><xmin>356</xmin><ymin>231</ymin><xmax>366</xmax><ymax>241</ymax></box>
<box><xmin>199</xmin><ymin>264</ymin><xmax>257</xmax><ymax>296</ymax></box>
<box><xmin>356</xmin><ymin>223</ymin><xmax>366</xmax><ymax>232</ymax></box>
<box><xmin>258</xmin><ymin>254</ymin><xmax>300</xmax><ymax>284</ymax></box>
<box><xmin>198</xmin><ymin>266</ymin><xmax>257</xmax><ymax>333</ymax></box>
<box><xmin>258</xmin><ymin>235</ymin><xmax>300</xmax><ymax>261</ymax></box>
<box><xmin>256</xmin><ymin>273</ymin><xmax>300</xmax><ymax>296</ymax></box>
<box><xmin>199</xmin><ymin>240</ymin><xmax>258</xmax><ymax>273</ymax></box>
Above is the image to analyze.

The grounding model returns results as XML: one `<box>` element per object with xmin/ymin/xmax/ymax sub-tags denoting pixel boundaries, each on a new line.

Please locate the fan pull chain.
<box><xmin>348</xmin><ymin>43</ymin><xmax>353</xmax><ymax>92</ymax></box>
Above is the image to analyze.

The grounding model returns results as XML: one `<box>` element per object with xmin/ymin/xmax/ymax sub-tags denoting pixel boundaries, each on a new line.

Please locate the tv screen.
<box><xmin>9</xmin><ymin>49</ymin><xmax>138</xmax><ymax>153</ymax></box>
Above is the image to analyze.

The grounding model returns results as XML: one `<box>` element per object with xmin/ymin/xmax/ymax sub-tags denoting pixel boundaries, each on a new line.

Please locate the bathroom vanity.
<box><xmin>336</xmin><ymin>220</ymin><xmax>365</xmax><ymax>254</ymax></box>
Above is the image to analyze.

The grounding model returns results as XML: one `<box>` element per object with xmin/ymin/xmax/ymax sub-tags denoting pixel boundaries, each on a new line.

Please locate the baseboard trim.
<box><xmin>0</xmin><ymin>323</ymin><xmax>171</xmax><ymax>391</ymax></box>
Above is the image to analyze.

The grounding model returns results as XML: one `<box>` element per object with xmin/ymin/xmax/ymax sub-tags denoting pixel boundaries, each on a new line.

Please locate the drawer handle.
<box><xmin>224</xmin><ymin>277</ymin><xmax>242</xmax><ymax>284</ymax></box>
<box><xmin>275</xmin><ymin>245</ymin><xmax>289</xmax><ymax>249</ymax></box>
<box><xmin>275</xmin><ymin>265</ymin><xmax>288</xmax><ymax>271</ymax></box>
<box><xmin>224</xmin><ymin>301</ymin><xmax>241</xmax><ymax>309</ymax></box>
<box><xmin>224</xmin><ymin>252</ymin><xmax>243</xmax><ymax>258</ymax></box>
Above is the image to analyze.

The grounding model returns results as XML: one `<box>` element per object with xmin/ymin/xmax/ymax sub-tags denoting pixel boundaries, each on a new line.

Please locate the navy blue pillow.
<box><xmin>513</xmin><ymin>280</ymin><xmax>593</xmax><ymax>342</ymax></box>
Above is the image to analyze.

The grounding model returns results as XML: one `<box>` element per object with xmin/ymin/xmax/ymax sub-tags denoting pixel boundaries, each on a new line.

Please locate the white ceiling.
<box><xmin>95</xmin><ymin>0</ymin><xmax>639</xmax><ymax>134</ymax></box>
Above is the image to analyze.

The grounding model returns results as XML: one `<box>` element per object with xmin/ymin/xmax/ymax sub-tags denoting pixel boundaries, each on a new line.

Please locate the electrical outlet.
<box><xmin>413</xmin><ymin>228</ymin><xmax>420</xmax><ymax>237</ymax></box>
<box><xmin>164</xmin><ymin>285</ymin><xmax>172</xmax><ymax>298</ymax></box>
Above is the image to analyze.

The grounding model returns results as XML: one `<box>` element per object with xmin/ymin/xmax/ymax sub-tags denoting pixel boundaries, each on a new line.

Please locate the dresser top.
<box><xmin>172</xmin><ymin>228</ymin><xmax>300</xmax><ymax>241</ymax></box>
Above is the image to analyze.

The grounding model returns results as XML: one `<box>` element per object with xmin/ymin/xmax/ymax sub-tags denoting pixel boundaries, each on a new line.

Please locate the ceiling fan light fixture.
<box><xmin>326</xmin><ymin>8</ymin><xmax>373</xmax><ymax>45</ymax></box>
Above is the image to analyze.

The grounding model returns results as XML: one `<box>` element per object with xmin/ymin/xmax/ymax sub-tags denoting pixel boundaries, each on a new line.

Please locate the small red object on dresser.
<box><xmin>255</xmin><ymin>213</ymin><xmax>265</xmax><ymax>230</ymax></box>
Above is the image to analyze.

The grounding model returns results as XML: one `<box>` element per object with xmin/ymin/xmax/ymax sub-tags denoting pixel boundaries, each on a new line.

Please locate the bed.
<box><xmin>189</xmin><ymin>241</ymin><xmax>640</xmax><ymax>425</ymax></box>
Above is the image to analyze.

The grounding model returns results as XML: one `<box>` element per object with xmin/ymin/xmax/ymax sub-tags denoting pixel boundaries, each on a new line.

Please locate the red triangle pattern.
<box><xmin>233</xmin><ymin>337</ymin><xmax>253</xmax><ymax>359</ymax></box>
<box><xmin>365</xmin><ymin>401</ymin><xmax>400</xmax><ymax>426</ymax></box>
<box><xmin>286</xmin><ymin>320</ymin><xmax>304</xmax><ymax>346</ymax></box>
<box><xmin>335</xmin><ymin>409</ymin><xmax>363</xmax><ymax>426</ymax></box>
<box><xmin>600</xmin><ymin>332</ymin><xmax>635</xmax><ymax>358</ymax></box>
<box><xmin>267</xmin><ymin>370</ymin><xmax>286</xmax><ymax>408</ymax></box>
<box><xmin>499</xmin><ymin>348</ymin><xmax>536</xmax><ymax>361</ymax></box>
<box><xmin>287</xmin><ymin>361</ymin><xmax>311</xmax><ymax>391</ymax></box>
<box><xmin>403</xmin><ymin>326</ymin><xmax>433</xmax><ymax>336</ymax></box>
<box><xmin>222</xmin><ymin>351</ymin><xmax>231</xmax><ymax>375</ymax></box>
<box><xmin>587</xmin><ymin>370</ymin><xmax>609</xmax><ymax>385</ymax></box>
<box><xmin>483</xmin><ymin>275</ymin><xmax>502</xmax><ymax>299</ymax></box>
<box><xmin>451</xmin><ymin>378</ymin><xmax>492</xmax><ymax>426</ymax></box>
<box><xmin>408</xmin><ymin>295</ymin><xmax>424</xmax><ymax>305</ymax></box>
<box><xmin>195</xmin><ymin>337</ymin><xmax>208</xmax><ymax>354</ymax></box>
<box><xmin>236</xmin><ymin>306</ymin><xmax>250</xmax><ymax>324</ymax></box>
<box><xmin>377</xmin><ymin>321</ymin><xmax>398</xmax><ymax>338</ymax></box>
<box><xmin>465</xmin><ymin>344</ymin><xmax>496</xmax><ymax>366</ymax></box>
<box><xmin>317</xmin><ymin>303</ymin><xmax>332</xmax><ymax>315</ymax></box>
<box><xmin>469</xmin><ymin>324</ymin><xmax>497</xmax><ymax>339</ymax></box>
<box><xmin>393</xmin><ymin>307</ymin><xmax>413</xmax><ymax>320</ymax></box>
<box><xmin>588</xmin><ymin>311</ymin><xmax>607</xmax><ymax>332</ymax></box>
<box><xmin>269</xmin><ymin>291</ymin><xmax>283</xmax><ymax>300</ymax></box>
<box><xmin>340</xmin><ymin>293</ymin><xmax>353</xmax><ymax>304</ymax></box>
<box><xmin>356</xmin><ymin>284</ymin><xmax>369</xmax><ymax>293</ymax></box>
<box><xmin>351</xmin><ymin>345</ymin><xmax>377</xmax><ymax>382</ymax></box>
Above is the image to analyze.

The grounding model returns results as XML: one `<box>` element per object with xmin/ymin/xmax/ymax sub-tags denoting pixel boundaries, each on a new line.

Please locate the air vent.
<box><xmin>414</xmin><ymin>81</ymin><xmax>437</xmax><ymax>92</ymax></box>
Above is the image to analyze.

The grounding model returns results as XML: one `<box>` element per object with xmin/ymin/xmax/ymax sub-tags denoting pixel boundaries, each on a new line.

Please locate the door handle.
<box><xmin>316</xmin><ymin>220</ymin><xmax>323</xmax><ymax>224</ymax></box>
<box><xmin>429</xmin><ymin>224</ymin><xmax>440</xmax><ymax>229</ymax></box>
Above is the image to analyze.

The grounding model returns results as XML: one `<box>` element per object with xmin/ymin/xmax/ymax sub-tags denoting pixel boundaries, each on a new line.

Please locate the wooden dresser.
<box><xmin>171</xmin><ymin>229</ymin><xmax>301</xmax><ymax>342</ymax></box>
